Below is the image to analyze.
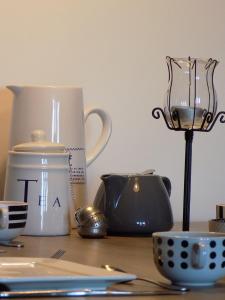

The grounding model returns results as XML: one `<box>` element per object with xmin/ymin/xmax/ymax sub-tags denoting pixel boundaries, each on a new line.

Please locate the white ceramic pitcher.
<box><xmin>6</xmin><ymin>86</ymin><xmax>112</xmax><ymax>227</ymax></box>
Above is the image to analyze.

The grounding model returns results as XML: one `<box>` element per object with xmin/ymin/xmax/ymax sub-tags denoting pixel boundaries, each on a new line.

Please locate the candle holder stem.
<box><xmin>183</xmin><ymin>130</ymin><xmax>194</xmax><ymax>231</ymax></box>
<box><xmin>152</xmin><ymin>106</ymin><xmax>225</xmax><ymax>232</ymax></box>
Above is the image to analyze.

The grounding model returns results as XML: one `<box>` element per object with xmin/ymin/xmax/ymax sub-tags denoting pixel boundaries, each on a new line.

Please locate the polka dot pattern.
<box><xmin>153</xmin><ymin>236</ymin><xmax>225</xmax><ymax>271</ymax></box>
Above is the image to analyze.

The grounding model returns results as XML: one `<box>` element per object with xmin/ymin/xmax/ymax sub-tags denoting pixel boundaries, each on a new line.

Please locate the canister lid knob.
<box><xmin>31</xmin><ymin>129</ymin><xmax>46</xmax><ymax>142</ymax></box>
<box><xmin>12</xmin><ymin>130</ymin><xmax>65</xmax><ymax>153</ymax></box>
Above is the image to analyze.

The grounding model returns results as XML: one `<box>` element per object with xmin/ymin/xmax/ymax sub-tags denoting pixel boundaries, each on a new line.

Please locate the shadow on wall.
<box><xmin>0</xmin><ymin>88</ymin><xmax>13</xmax><ymax>199</ymax></box>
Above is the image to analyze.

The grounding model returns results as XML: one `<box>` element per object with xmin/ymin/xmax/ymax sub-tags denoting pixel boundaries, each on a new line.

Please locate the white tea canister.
<box><xmin>4</xmin><ymin>130</ymin><xmax>71</xmax><ymax>236</ymax></box>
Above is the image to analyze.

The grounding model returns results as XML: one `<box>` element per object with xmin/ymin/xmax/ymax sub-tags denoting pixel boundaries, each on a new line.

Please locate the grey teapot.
<box><xmin>93</xmin><ymin>170</ymin><xmax>173</xmax><ymax>235</ymax></box>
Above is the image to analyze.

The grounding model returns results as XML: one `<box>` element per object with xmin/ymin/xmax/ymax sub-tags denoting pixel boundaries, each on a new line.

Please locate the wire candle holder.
<box><xmin>152</xmin><ymin>56</ymin><xmax>225</xmax><ymax>231</ymax></box>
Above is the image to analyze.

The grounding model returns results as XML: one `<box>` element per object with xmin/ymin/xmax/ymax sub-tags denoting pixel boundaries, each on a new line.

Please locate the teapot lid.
<box><xmin>13</xmin><ymin>130</ymin><xmax>65</xmax><ymax>153</ymax></box>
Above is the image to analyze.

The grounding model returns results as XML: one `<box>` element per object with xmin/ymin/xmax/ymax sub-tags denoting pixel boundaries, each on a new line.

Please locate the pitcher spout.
<box><xmin>6</xmin><ymin>85</ymin><xmax>22</xmax><ymax>94</ymax></box>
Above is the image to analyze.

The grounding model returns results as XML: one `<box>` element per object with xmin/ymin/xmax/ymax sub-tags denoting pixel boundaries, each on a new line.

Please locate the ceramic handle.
<box><xmin>191</xmin><ymin>242</ymin><xmax>207</xmax><ymax>269</ymax></box>
<box><xmin>85</xmin><ymin>108</ymin><xmax>112</xmax><ymax>166</ymax></box>
<box><xmin>0</xmin><ymin>208</ymin><xmax>8</xmax><ymax>229</ymax></box>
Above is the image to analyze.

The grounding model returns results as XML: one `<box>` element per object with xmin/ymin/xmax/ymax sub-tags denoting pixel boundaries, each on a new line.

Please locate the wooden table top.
<box><xmin>1</xmin><ymin>222</ymin><xmax>225</xmax><ymax>299</ymax></box>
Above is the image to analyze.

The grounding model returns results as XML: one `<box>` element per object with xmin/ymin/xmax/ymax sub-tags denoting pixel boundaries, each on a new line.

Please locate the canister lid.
<box><xmin>12</xmin><ymin>130</ymin><xmax>65</xmax><ymax>153</ymax></box>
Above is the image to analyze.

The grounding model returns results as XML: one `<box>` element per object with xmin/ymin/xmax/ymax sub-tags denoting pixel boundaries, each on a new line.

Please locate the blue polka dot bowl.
<box><xmin>152</xmin><ymin>231</ymin><xmax>225</xmax><ymax>287</ymax></box>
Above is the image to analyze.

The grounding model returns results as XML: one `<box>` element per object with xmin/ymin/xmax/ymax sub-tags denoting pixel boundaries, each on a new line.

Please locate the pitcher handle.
<box><xmin>85</xmin><ymin>108</ymin><xmax>112</xmax><ymax>166</ymax></box>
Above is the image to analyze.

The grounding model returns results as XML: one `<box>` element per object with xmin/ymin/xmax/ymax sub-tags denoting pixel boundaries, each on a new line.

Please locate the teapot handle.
<box><xmin>162</xmin><ymin>177</ymin><xmax>171</xmax><ymax>197</ymax></box>
<box><xmin>85</xmin><ymin>108</ymin><xmax>112</xmax><ymax>166</ymax></box>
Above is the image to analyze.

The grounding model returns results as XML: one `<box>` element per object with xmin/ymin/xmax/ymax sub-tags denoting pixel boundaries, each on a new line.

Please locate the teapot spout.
<box><xmin>100</xmin><ymin>174</ymin><xmax>128</xmax><ymax>186</ymax></box>
<box><xmin>101</xmin><ymin>174</ymin><xmax>114</xmax><ymax>182</ymax></box>
<box><xmin>6</xmin><ymin>85</ymin><xmax>22</xmax><ymax>95</ymax></box>
<box><xmin>162</xmin><ymin>176</ymin><xmax>172</xmax><ymax>196</ymax></box>
<box><xmin>94</xmin><ymin>174</ymin><xmax>128</xmax><ymax>213</ymax></box>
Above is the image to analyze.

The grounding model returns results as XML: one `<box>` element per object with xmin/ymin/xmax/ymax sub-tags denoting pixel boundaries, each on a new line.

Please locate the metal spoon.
<box><xmin>0</xmin><ymin>288</ymin><xmax>187</xmax><ymax>298</ymax></box>
<box><xmin>102</xmin><ymin>264</ymin><xmax>189</xmax><ymax>292</ymax></box>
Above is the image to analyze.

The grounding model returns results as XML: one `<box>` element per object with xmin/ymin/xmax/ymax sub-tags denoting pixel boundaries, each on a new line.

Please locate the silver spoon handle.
<box><xmin>136</xmin><ymin>277</ymin><xmax>188</xmax><ymax>292</ymax></box>
<box><xmin>0</xmin><ymin>289</ymin><xmax>186</xmax><ymax>298</ymax></box>
<box><xmin>102</xmin><ymin>265</ymin><xmax>188</xmax><ymax>292</ymax></box>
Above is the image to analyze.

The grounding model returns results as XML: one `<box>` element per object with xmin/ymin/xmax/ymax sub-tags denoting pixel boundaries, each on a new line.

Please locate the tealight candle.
<box><xmin>171</xmin><ymin>106</ymin><xmax>206</xmax><ymax>129</ymax></box>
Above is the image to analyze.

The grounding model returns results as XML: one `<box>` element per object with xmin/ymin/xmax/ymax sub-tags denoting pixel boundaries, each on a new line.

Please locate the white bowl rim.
<box><xmin>153</xmin><ymin>231</ymin><xmax>225</xmax><ymax>238</ymax></box>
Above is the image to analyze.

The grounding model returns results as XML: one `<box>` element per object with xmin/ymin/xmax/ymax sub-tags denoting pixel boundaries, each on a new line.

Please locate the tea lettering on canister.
<box><xmin>17</xmin><ymin>179</ymin><xmax>38</xmax><ymax>203</ymax></box>
<box><xmin>53</xmin><ymin>197</ymin><xmax>61</xmax><ymax>207</ymax></box>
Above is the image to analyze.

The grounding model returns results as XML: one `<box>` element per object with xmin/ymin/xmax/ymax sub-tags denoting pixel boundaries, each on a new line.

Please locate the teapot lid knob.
<box><xmin>141</xmin><ymin>169</ymin><xmax>155</xmax><ymax>175</ymax></box>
